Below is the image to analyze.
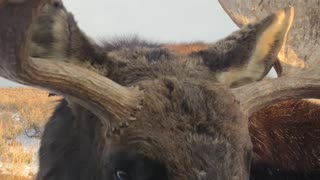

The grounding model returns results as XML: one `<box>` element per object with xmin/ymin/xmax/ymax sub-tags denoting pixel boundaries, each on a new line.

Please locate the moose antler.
<box><xmin>218</xmin><ymin>0</ymin><xmax>320</xmax><ymax>115</ymax></box>
<box><xmin>232</xmin><ymin>70</ymin><xmax>320</xmax><ymax>115</ymax></box>
<box><xmin>0</xmin><ymin>0</ymin><xmax>143</xmax><ymax>124</ymax></box>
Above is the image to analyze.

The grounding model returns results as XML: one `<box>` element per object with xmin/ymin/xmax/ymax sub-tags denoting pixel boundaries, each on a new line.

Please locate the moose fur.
<box><xmin>27</xmin><ymin>1</ymin><xmax>319</xmax><ymax>180</ymax></box>
<box><xmin>250</xmin><ymin>99</ymin><xmax>320</xmax><ymax>180</ymax></box>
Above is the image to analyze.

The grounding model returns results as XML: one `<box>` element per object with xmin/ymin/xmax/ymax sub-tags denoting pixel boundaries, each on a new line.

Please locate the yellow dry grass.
<box><xmin>0</xmin><ymin>87</ymin><xmax>60</xmax><ymax>124</ymax></box>
<box><xmin>0</xmin><ymin>87</ymin><xmax>61</xmax><ymax>180</ymax></box>
<box><xmin>0</xmin><ymin>174</ymin><xmax>34</xmax><ymax>180</ymax></box>
<box><xmin>0</xmin><ymin>87</ymin><xmax>61</xmax><ymax>138</ymax></box>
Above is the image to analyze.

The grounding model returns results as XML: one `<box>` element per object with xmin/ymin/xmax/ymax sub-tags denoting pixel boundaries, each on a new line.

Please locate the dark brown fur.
<box><xmin>30</xmin><ymin>1</ymin><xmax>317</xmax><ymax>180</ymax></box>
<box><xmin>249</xmin><ymin>100</ymin><xmax>320</xmax><ymax>179</ymax></box>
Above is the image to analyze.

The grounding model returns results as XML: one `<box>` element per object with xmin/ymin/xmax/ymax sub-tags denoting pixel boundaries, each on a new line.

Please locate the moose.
<box><xmin>0</xmin><ymin>0</ymin><xmax>319</xmax><ymax>179</ymax></box>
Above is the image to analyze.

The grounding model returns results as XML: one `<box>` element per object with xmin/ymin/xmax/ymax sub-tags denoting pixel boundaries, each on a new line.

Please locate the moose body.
<box><xmin>0</xmin><ymin>0</ymin><xmax>319</xmax><ymax>180</ymax></box>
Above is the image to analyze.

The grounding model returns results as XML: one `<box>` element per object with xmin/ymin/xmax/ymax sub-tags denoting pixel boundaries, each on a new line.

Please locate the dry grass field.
<box><xmin>0</xmin><ymin>87</ymin><xmax>61</xmax><ymax>180</ymax></box>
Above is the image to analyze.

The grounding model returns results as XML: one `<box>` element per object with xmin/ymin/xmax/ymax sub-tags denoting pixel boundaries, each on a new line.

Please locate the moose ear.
<box><xmin>31</xmin><ymin>2</ymin><xmax>106</xmax><ymax>68</ymax></box>
<box><xmin>198</xmin><ymin>7</ymin><xmax>294</xmax><ymax>88</ymax></box>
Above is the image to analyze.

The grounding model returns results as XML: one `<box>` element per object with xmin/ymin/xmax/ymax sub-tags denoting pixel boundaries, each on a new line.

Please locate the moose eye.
<box><xmin>52</xmin><ymin>0</ymin><xmax>63</xmax><ymax>8</ymax></box>
<box><xmin>115</xmin><ymin>170</ymin><xmax>130</xmax><ymax>180</ymax></box>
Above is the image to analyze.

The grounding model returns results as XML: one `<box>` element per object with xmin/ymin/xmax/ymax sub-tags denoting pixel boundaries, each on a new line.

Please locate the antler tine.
<box><xmin>218</xmin><ymin>0</ymin><xmax>320</xmax><ymax>77</ymax></box>
<box><xmin>232</xmin><ymin>68</ymin><xmax>320</xmax><ymax>115</ymax></box>
<box><xmin>0</xmin><ymin>0</ymin><xmax>143</xmax><ymax>124</ymax></box>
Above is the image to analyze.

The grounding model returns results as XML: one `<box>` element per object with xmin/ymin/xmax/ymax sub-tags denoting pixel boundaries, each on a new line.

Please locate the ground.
<box><xmin>0</xmin><ymin>87</ymin><xmax>60</xmax><ymax>180</ymax></box>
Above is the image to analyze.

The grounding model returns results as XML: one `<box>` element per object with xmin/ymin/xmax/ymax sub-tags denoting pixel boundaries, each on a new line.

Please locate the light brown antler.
<box><xmin>218</xmin><ymin>0</ymin><xmax>320</xmax><ymax>115</ymax></box>
<box><xmin>232</xmin><ymin>69</ymin><xmax>320</xmax><ymax>115</ymax></box>
<box><xmin>0</xmin><ymin>0</ymin><xmax>143</xmax><ymax>124</ymax></box>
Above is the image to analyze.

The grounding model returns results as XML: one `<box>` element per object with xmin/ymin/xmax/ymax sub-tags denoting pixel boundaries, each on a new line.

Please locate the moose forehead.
<box><xmin>101</xmin><ymin>42</ymin><xmax>249</xmax><ymax>149</ymax></box>
<box><xmin>104</xmin><ymin>45</ymin><xmax>214</xmax><ymax>84</ymax></box>
<box><xmin>65</xmin><ymin>73</ymin><xmax>250</xmax><ymax>179</ymax></box>
<box><xmin>98</xmin><ymin>73</ymin><xmax>250</xmax><ymax>179</ymax></box>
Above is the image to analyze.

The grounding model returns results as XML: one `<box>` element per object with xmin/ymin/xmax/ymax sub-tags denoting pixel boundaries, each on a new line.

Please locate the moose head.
<box><xmin>0</xmin><ymin>0</ymin><xmax>319</xmax><ymax>180</ymax></box>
